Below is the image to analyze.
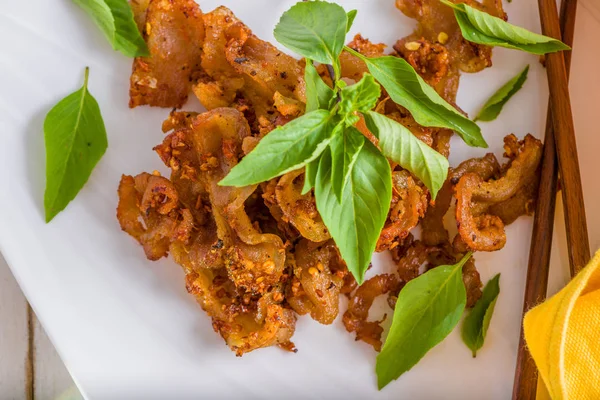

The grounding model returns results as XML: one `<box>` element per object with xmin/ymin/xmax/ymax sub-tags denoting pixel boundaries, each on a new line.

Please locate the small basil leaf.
<box><xmin>376</xmin><ymin>253</ymin><xmax>471</xmax><ymax>389</ymax></box>
<box><xmin>44</xmin><ymin>67</ymin><xmax>108</xmax><ymax>222</ymax></box>
<box><xmin>346</xmin><ymin>48</ymin><xmax>486</xmax><ymax>148</ymax></box>
<box><xmin>442</xmin><ymin>0</ymin><xmax>570</xmax><ymax>55</ymax></box>
<box><xmin>346</xmin><ymin>9</ymin><xmax>358</xmax><ymax>33</ymax></box>
<box><xmin>339</xmin><ymin>73</ymin><xmax>381</xmax><ymax>116</ymax></box>
<box><xmin>219</xmin><ymin>110</ymin><xmax>335</xmax><ymax>187</ymax></box>
<box><xmin>364</xmin><ymin>111</ymin><xmax>448</xmax><ymax>199</ymax></box>
<box><xmin>301</xmin><ymin>156</ymin><xmax>320</xmax><ymax>195</ymax></box>
<box><xmin>73</xmin><ymin>0</ymin><xmax>149</xmax><ymax>57</ymax></box>
<box><xmin>329</xmin><ymin>126</ymin><xmax>365</xmax><ymax>202</ymax></box>
<box><xmin>274</xmin><ymin>1</ymin><xmax>348</xmax><ymax>65</ymax></box>
<box><xmin>461</xmin><ymin>273</ymin><xmax>501</xmax><ymax>357</ymax></box>
<box><xmin>315</xmin><ymin>140</ymin><xmax>392</xmax><ymax>284</ymax></box>
<box><xmin>305</xmin><ymin>59</ymin><xmax>335</xmax><ymax>113</ymax></box>
<box><xmin>475</xmin><ymin>65</ymin><xmax>529</xmax><ymax>121</ymax></box>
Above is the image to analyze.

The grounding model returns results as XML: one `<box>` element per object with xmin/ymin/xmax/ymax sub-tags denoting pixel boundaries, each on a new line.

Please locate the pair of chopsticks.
<box><xmin>512</xmin><ymin>0</ymin><xmax>591</xmax><ymax>398</ymax></box>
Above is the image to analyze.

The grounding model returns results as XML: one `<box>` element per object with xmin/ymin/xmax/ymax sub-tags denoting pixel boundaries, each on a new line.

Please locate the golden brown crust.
<box><xmin>129</xmin><ymin>0</ymin><xmax>205</xmax><ymax>108</ymax></box>
<box><xmin>454</xmin><ymin>135</ymin><xmax>542</xmax><ymax>252</ymax></box>
<box><xmin>376</xmin><ymin>171</ymin><xmax>428</xmax><ymax>252</ymax></box>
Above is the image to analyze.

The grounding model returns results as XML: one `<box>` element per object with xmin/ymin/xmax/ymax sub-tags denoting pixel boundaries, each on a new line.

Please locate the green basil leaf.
<box><xmin>475</xmin><ymin>65</ymin><xmax>529</xmax><ymax>121</ymax></box>
<box><xmin>346</xmin><ymin>9</ymin><xmax>358</xmax><ymax>33</ymax></box>
<box><xmin>73</xmin><ymin>0</ymin><xmax>149</xmax><ymax>57</ymax></box>
<box><xmin>364</xmin><ymin>111</ymin><xmax>449</xmax><ymax>199</ymax></box>
<box><xmin>346</xmin><ymin>48</ymin><xmax>486</xmax><ymax>148</ymax></box>
<box><xmin>44</xmin><ymin>67</ymin><xmax>108</xmax><ymax>222</ymax></box>
<box><xmin>219</xmin><ymin>110</ymin><xmax>335</xmax><ymax>187</ymax></box>
<box><xmin>376</xmin><ymin>253</ymin><xmax>471</xmax><ymax>389</ymax></box>
<box><xmin>339</xmin><ymin>73</ymin><xmax>381</xmax><ymax>116</ymax></box>
<box><xmin>274</xmin><ymin>1</ymin><xmax>348</xmax><ymax>65</ymax></box>
<box><xmin>329</xmin><ymin>126</ymin><xmax>365</xmax><ymax>202</ymax></box>
<box><xmin>305</xmin><ymin>59</ymin><xmax>335</xmax><ymax>113</ymax></box>
<box><xmin>315</xmin><ymin>141</ymin><xmax>392</xmax><ymax>284</ymax></box>
<box><xmin>301</xmin><ymin>156</ymin><xmax>320</xmax><ymax>195</ymax></box>
<box><xmin>461</xmin><ymin>273</ymin><xmax>501</xmax><ymax>357</ymax></box>
<box><xmin>442</xmin><ymin>0</ymin><xmax>570</xmax><ymax>55</ymax></box>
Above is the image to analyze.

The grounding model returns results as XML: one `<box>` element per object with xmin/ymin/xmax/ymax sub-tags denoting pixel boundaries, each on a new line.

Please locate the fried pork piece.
<box><xmin>343</xmin><ymin>274</ymin><xmax>400</xmax><ymax>351</ymax></box>
<box><xmin>287</xmin><ymin>240</ymin><xmax>345</xmax><ymax>325</ymax></box>
<box><xmin>117</xmin><ymin>173</ymin><xmax>193</xmax><ymax>260</ymax></box>
<box><xmin>196</xmin><ymin>6</ymin><xmax>305</xmax><ymax>121</ymax></box>
<box><xmin>421</xmin><ymin>153</ymin><xmax>502</xmax><ymax>247</ymax></box>
<box><xmin>455</xmin><ymin>134</ymin><xmax>542</xmax><ymax>251</ymax></box>
<box><xmin>129</xmin><ymin>0</ymin><xmax>205</xmax><ymax>108</ymax></box>
<box><xmin>376</xmin><ymin>170</ymin><xmax>428</xmax><ymax>252</ymax></box>
<box><xmin>181</xmin><ymin>264</ymin><xmax>296</xmax><ymax>356</ymax></box>
<box><xmin>262</xmin><ymin>170</ymin><xmax>330</xmax><ymax>243</ymax></box>
<box><xmin>130</xmin><ymin>0</ymin><xmax>150</xmax><ymax>31</ymax></box>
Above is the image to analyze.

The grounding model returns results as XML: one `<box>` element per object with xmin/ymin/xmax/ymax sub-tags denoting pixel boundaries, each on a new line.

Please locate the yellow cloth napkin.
<box><xmin>524</xmin><ymin>249</ymin><xmax>600</xmax><ymax>400</ymax></box>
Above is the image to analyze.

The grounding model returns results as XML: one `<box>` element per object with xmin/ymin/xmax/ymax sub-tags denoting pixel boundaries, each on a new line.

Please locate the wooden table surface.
<box><xmin>0</xmin><ymin>254</ymin><xmax>82</xmax><ymax>400</ymax></box>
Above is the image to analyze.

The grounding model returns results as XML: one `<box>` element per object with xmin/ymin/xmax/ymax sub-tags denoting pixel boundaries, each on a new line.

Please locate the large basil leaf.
<box><xmin>44</xmin><ymin>67</ymin><xmax>108</xmax><ymax>222</ymax></box>
<box><xmin>301</xmin><ymin>156</ymin><xmax>320</xmax><ymax>195</ymax></box>
<box><xmin>273</xmin><ymin>1</ymin><xmax>348</xmax><ymax>65</ymax></box>
<box><xmin>219</xmin><ymin>110</ymin><xmax>335</xmax><ymax>187</ymax></box>
<box><xmin>376</xmin><ymin>253</ymin><xmax>471</xmax><ymax>389</ymax></box>
<box><xmin>315</xmin><ymin>141</ymin><xmax>392</xmax><ymax>284</ymax></box>
<box><xmin>364</xmin><ymin>111</ymin><xmax>449</xmax><ymax>199</ymax></box>
<box><xmin>442</xmin><ymin>0</ymin><xmax>570</xmax><ymax>55</ymax></box>
<box><xmin>345</xmin><ymin>48</ymin><xmax>486</xmax><ymax>148</ymax></box>
<box><xmin>329</xmin><ymin>126</ymin><xmax>365</xmax><ymax>201</ymax></box>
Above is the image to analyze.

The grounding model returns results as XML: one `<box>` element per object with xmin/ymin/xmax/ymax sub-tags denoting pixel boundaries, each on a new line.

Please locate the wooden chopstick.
<box><xmin>537</xmin><ymin>0</ymin><xmax>591</xmax><ymax>273</ymax></box>
<box><xmin>512</xmin><ymin>0</ymin><xmax>583</xmax><ymax>398</ymax></box>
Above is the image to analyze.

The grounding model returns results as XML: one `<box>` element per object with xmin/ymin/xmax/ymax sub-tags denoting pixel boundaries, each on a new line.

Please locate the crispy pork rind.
<box><xmin>343</xmin><ymin>274</ymin><xmax>400</xmax><ymax>351</ymax></box>
<box><xmin>117</xmin><ymin>173</ymin><xmax>193</xmax><ymax>260</ymax></box>
<box><xmin>287</xmin><ymin>240</ymin><xmax>345</xmax><ymax>325</ymax></box>
<box><xmin>129</xmin><ymin>0</ymin><xmax>205</xmax><ymax>108</ymax></box>
<box><xmin>454</xmin><ymin>134</ymin><xmax>542</xmax><ymax>251</ymax></box>
<box><xmin>183</xmin><ymin>267</ymin><xmax>296</xmax><ymax>356</ymax></box>
<box><xmin>274</xmin><ymin>170</ymin><xmax>330</xmax><ymax>243</ymax></box>
<box><xmin>196</xmin><ymin>7</ymin><xmax>305</xmax><ymax>121</ymax></box>
<box><xmin>376</xmin><ymin>170</ymin><xmax>428</xmax><ymax>252</ymax></box>
<box><xmin>130</xmin><ymin>0</ymin><xmax>150</xmax><ymax>31</ymax></box>
<box><xmin>421</xmin><ymin>153</ymin><xmax>501</xmax><ymax>247</ymax></box>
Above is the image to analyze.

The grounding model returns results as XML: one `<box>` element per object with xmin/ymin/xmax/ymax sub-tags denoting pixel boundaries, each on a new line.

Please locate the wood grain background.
<box><xmin>0</xmin><ymin>254</ymin><xmax>82</xmax><ymax>400</ymax></box>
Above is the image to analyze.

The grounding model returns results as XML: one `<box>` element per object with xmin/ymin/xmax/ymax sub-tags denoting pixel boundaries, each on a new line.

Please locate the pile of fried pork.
<box><xmin>117</xmin><ymin>0</ymin><xmax>542</xmax><ymax>355</ymax></box>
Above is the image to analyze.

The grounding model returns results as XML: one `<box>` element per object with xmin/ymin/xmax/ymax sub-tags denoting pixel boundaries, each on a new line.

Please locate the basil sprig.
<box><xmin>475</xmin><ymin>65</ymin><xmax>529</xmax><ymax>122</ymax></box>
<box><xmin>376</xmin><ymin>253</ymin><xmax>472</xmax><ymax>389</ymax></box>
<box><xmin>442</xmin><ymin>0</ymin><xmax>570</xmax><ymax>55</ymax></box>
<box><xmin>222</xmin><ymin>1</ymin><xmax>455</xmax><ymax>284</ymax></box>
<box><xmin>73</xmin><ymin>0</ymin><xmax>149</xmax><ymax>57</ymax></box>
<box><xmin>44</xmin><ymin>67</ymin><xmax>108</xmax><ymax>222</ymax></box>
